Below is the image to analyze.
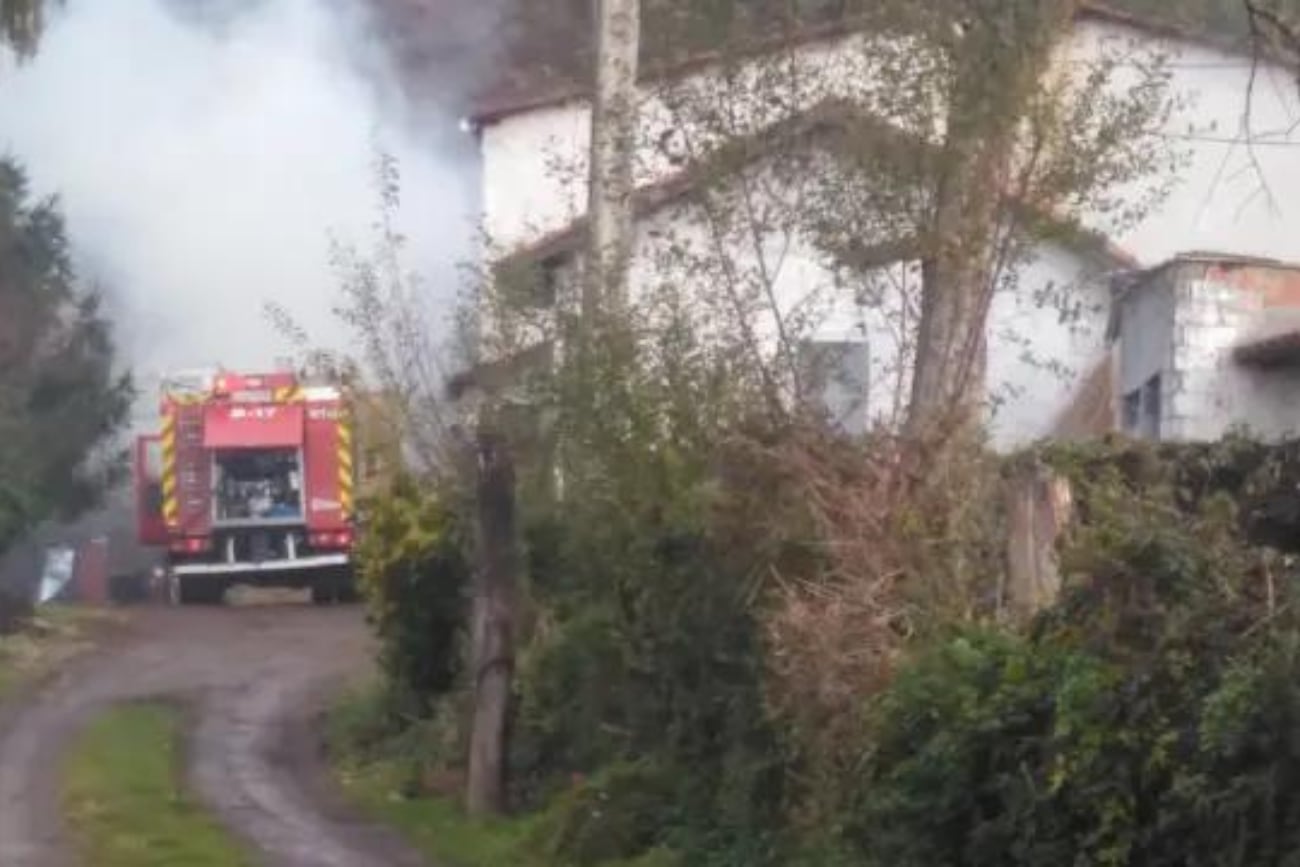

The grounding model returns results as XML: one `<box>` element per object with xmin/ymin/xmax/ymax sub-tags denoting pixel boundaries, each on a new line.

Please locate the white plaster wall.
<box><xmin>478</xmin><ymin>29</ymin><xmax>925</xmax><ymax>252</ymax></box>
<box><xmin>985</xmin><ymin>244</ymin><xmax>1112</xmax><ymax>448</ymax></box>
<box><xmin>482</xmin><ymin>20</ymin><xmax>1300</xmax><ymax>267</ymax></box>
<box><xmin>479</xmin><ymin>103</ymin><xmax>589</xmax><ymax>252</ymax></box>
<box><xmin>1069</xmin><ymin>21</ymin><xmax>1300</xmax><ymax>263</ymax></box>
<box><xmin>623</xmin><ymin>196</ymin><xmax>1110</xmax><ymax>449</ymax></box>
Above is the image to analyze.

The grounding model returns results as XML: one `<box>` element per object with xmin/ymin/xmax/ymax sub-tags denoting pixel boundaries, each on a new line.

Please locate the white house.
<box><xmin>458</xmin><ymin>4</ymin><xmax>1300</xmax><ymax>447</ymax></box>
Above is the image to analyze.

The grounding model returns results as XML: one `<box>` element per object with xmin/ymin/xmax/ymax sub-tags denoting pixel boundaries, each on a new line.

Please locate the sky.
<box><xmin>0</xmin><ymin>0</ymin><xmax>480</xmax><ymax>426</ymax></box>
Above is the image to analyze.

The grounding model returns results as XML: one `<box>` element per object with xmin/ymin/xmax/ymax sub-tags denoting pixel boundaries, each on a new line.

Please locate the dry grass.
<box><xmin>726</xmin><ymin>425</ymin><xmax>1004</xmax><ymax>806</ymax></box>
<box><xmin>0</xmin><ymin>605</ymin><xmax>121</xmax><ymax>701</ymax></box>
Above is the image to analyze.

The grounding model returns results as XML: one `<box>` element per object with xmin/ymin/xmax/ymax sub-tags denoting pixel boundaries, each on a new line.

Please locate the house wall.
<box><xmin>479</xmin><ymin>19</ymin><xmax>1300</xmax><ymax>266</ymax></box>
<box><xmin>476</xmin><ymin>15</ymin><xmax>1300</xmax><ymax>448</ymax></box>
<box><xmin>985</xmin><ymin>245</ymin><xmax>1113</xmax><ymax>447</ymax></box>
<box><xmin>1068</xmin><ymin>23</ymin><xmax>1300</xmax><ymax>265</ymax></box>
<box><xmin>1160</xmin><ymin>262</ymin><xmax>1300</xmax><ymax>441</ymax></box>
<box><xmin>478</xmin><ymin>29</ymin><xmax>917</xmax><ymax>252</ymax></box>
<box><xmin>619</xmin><ymin>191</ymin><xmax>1112</xmax><ymax>449</ymax></box>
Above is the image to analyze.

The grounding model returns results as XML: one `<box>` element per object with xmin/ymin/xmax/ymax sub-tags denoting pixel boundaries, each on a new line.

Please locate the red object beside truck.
<box><xmin>134</xmin><ymin>368</ymin><xmax>357</xmax><ymax>605</ymax></box>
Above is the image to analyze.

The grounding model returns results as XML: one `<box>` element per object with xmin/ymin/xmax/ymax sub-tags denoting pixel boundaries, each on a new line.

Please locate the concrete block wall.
<box><xmin>1163</xmin><ymin>261</ymin><xmax>1300</xmax><ymax>442</ymax></box>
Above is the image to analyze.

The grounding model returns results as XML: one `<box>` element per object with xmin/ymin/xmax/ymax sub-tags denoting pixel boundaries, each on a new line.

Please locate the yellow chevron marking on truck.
<box><xmin>273</xmin><ymin>386</ymin><xmax>303</xmax><ymax>403</ymax></box>
<box><xmin>160</xmin><ymin>407</ymin><xmax>179</xmax><ymax>526</ymax></box>
<box><xmin>337</xmin><ymin>416</ymin><xmax>354</xmax><ymax>517</ymax></box>
<box><xmin>165</xmin><ymin>391</ymin><xmax>206</xmax><ymax>406</ymax></box>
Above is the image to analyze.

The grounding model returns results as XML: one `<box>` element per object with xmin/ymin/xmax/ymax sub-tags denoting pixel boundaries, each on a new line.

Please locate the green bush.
<box><xmin>355</xmin><ymin>474</ymin><xmax>471</xmax><ymax>714</ymax></box>
<box><xmin>847</xmin><ymin>440</ymin><xmax>1300</xmax><ymax>867</ymax></box>
<box><xmin>513</xmin><ymin>508</ymin><xmax>789</xmax><ymax>866</ymax></box>
<box><xmin>532</xmin><ymin>761</ymin><xmax>681</xmax><ymax>866</ymax></box>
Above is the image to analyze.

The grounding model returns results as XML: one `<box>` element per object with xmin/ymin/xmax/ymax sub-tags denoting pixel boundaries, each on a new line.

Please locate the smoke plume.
<box><xmin>0</xmin><ymin>0</ymin><xmax>484</xmax><ymax>424</ymax></box>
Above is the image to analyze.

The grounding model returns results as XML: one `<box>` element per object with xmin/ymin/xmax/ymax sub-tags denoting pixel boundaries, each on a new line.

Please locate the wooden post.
<box><xmin>1003</xmin><ymin>462</ymin><xmax>1073</xmax><ymax>619</ymax></box>
<box><xmin>465</xmin><ymin>428</ymin><xmax>519</xmax><ymax>817</ymax></box>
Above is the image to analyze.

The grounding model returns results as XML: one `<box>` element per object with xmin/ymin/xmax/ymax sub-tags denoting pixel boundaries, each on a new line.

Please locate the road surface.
<box><xmin>0</xmin><ymin>604</ymin><xmax>429</xmax><ymax>867</ymax></box>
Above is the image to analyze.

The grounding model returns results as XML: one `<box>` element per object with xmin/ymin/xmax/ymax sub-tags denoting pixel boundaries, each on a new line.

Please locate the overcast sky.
<box><xmin>0</xmin><ymin>0</ymin><xmax>477</xmax><ymax>421</ymax></box>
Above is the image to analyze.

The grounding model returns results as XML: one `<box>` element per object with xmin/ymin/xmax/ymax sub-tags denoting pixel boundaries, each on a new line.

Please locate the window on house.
<box><xmin>534</xmin><ymin>253</ymin><xmax>567</xmax><ymax>308</ymax></box>
<box><xmin>1122</xmin><ymin>373</ymin><xmax>1163</xmax><ymax>439</ymax></box>
<box><xmin>797</xmin><ymin>339</ymin><xmax>870</xmax><ymax>435</ymax></box>
<box><xmin>1122</xmin><ymin>391</ymin><xmax>1140</xmax><ymax>432</ymax></box>
<box><xmin>1142</xmin><ymin>374</ymin><xmax>1162</xmax><ymax>439</ymax></box>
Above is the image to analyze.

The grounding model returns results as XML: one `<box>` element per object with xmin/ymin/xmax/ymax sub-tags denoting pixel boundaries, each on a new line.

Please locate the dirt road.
<box><xmin>0</xmin><ymin>605</ymin><xmax>429</xmax><ymax>867</ymax></box>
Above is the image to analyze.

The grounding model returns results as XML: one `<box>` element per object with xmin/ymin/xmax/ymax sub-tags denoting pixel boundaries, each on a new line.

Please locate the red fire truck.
<box><xmin>135</xmin><ymin>369</ymin><xmax>358</xmax><ymax>605</ymax></box>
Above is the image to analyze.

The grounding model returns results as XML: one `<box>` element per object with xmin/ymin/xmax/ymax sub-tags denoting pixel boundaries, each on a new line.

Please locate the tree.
<box><xmin>0</xmin><ymin>158</ymin><xmax>134</xmax><ymax>557</ymax></box>
<box><xmin>1</xmin><ymin>0</ymin><xmax>52</xmax><ymax>59</ymax></box>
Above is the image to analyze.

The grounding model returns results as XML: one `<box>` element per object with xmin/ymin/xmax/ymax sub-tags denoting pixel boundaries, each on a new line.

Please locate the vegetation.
<box><xmin>0</xmin><ymin>158</ymin><xmax>134</xmax><ymax>559</ymax></box>
<box><xmin>841</xmin><ymin>438</ymin><xmax>1300</xmax><ymax>866</ymax></box>
<box><xmin>61</xmin><ymin>701</ymin><xmax>252</xmax><ymax>867</ymax></box>
<box><xmin>330</xmin><ymin>684</ymin><xmax>541</xmax><ymax>865</ymax></box>
<box><xmin>354</xmin><ymin>474</ymin><xmax>471</xmax><ymax>716</ymax></box>
<box><xmin>321</xmin><ymin>1</ymin><xmax>1300</xmax><ymax>865</ymax></box>
<box><xmin>0</xmin><ymin>604</ymin><xmax>116</xmax><ymax>700</ymax></box>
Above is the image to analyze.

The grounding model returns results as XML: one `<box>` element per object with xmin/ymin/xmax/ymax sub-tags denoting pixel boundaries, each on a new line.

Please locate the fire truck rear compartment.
<box><xmin>213</xmin><ymin>447</ymin><xmax>304</xmax><ymax>526</ymax></box>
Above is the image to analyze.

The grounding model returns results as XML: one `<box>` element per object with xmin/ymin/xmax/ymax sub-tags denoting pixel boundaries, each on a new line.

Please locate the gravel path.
<box><xmin>0</xmin><ymin>605</ymin><xmax>428</xmax><ymax>867</ymax></box>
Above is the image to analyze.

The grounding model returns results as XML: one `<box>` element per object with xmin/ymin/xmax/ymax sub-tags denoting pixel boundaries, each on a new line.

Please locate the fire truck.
<box><xmin>135</xmin><ymin>368</ymin><xmax>358</xmax><ymax>605</ymax></box>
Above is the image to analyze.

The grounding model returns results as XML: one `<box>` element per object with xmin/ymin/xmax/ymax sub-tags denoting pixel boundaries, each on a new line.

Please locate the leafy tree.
<box><xmin>0</xmin><ymin>158</ymin><xmax>134</xmax><ymax>557</ymax></box>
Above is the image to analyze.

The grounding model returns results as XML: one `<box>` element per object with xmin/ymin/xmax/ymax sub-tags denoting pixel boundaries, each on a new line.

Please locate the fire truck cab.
<box><xmin>135</xmin><ymin>368</ymin><xmax>358</xmax><ymax>605</ymax></box>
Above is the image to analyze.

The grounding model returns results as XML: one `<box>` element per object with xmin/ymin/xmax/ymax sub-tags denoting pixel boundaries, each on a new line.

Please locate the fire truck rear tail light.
<box><xmin>310</xmin><ymin>531</ymin><xmax>352</xmax><ymax>548</ymax></box>
<box><xmin>170</xmin><ymin>537</ymin><xmax>209</xmax><ymax>554</ymax></box>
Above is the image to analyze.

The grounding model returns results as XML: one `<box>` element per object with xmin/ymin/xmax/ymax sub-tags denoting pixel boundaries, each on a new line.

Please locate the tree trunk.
<box><xmin>904</xmin><ymin>0</ymin><xmax>1078</xmax><ymax>443</ymax></box>
<box><xmin>904</xmin><ymin>150</ymin><xmax>1004</xmax><ymax>442</ymax></box>
<box><xmin>584</xmin><ymin>0</ymin><xmax>641</xmax><ymax>319</ymax></box>
<box><xmin>465</xmin><ymin>428</ymin><xmax>519</xmax><ymax>817</ymax></box>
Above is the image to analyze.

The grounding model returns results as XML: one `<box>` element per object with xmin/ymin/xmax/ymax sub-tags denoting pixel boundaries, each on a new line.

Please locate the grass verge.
<box><xmin>335</xmin><ymin>755</ymin><xmax>539</xmax><ymax>866</ymax></box>
<box><xmin>0</xmin><ymin>605</ymin><xmax>119</xmax><ymax>701</ymax></box>
<box><xmin>326</xmin><ymin>684</ymin><xmax>679</xmax><ymax>867</ymax></box>
<box><xmin>62</xmin><ymin>701</ymin><xmax>253</xmax><ymax>867</ymax></box>
<box><xmin>328</xmin><ymin>682</ymin><xmax>540</xmax><ymax>867</ymax></box>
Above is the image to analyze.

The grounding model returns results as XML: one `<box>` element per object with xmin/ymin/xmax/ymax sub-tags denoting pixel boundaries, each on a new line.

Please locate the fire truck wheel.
<box><xmin>310</xmin><ymin>581</ymin><xmax>336</xmax><ymax>606</ymax></box>
<box><xmin>175</xmin><ymin>575</ymin><xmax>226</xmax><ymax>606</ymax></box>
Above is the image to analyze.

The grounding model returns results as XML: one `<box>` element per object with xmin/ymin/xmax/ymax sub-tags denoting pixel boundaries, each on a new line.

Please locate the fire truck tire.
<box><xmin>174</xmin><ymin>575</ymin><xmax>227</xmax><ymax>606</ymax></box>
<box><xmin>310</xmin><ymin>580</ymin><xmax>336</xmax><ymax>606</ymax></box>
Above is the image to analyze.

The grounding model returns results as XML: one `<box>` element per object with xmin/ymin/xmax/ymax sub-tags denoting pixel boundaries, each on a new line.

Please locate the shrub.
<box><xmin>533</xmin><ymin>761</ymin><xmax>681</xmax><ymax>866</ymax></box>
<box><xmin>355</xmin><ymin>474</ymin><xmax>471</xmax><ymax>713</ymax></box>
<box><xmin>846</xmin><ymin>439</ymin><xmax>1300</xmax><ymax>867</ymax></box>
<box><xmin>0</xmin><ymin>586</ymin><xmax>33</xmax><ymax>636</ymax></box>
<box><xmin>512</xmin><ymin>501</ymin><xmax>790</xmax><ymax>864</ymax></box>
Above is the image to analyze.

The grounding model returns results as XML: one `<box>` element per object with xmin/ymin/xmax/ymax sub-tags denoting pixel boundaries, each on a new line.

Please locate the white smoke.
<box><xmin>0</xmin><ymin>0</ymin><xmax>479</xmax><ymax>424</ymax></box>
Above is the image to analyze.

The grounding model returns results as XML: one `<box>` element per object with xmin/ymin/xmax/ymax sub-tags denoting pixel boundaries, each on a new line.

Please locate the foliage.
<box><xmin>531</xmin><ymin>761</ymin><xmax>683</xmax><ymax>866</ymax></box>
<box><xmin>0</xmin><ymin>158</ymin><xmax>134</xmax><ymax>558</ymax></box>
<box><xmin>62</xmin><ymin>701</ymin><xmax>253</xmax><ymax>867</ymax></box>
<box><xmin>843</xmin><ymin>437</ymin><xmax>1300</xmax><ymax>866</ymax></box>
<box><xmin>328</xmin><ymin>692</ymin><xmax>685</xmax><ymax>867</ymax></box>
<box><xmin>0</xmin><ymin>585</ymin><xmax>32</xmax><ymax>635</ymax></box>
<box><xmin>355</xmin><ymin>473</ymin><xmax>471</xmax><ymax>715</ymax></box>
<box><xmin>0</xmin><ymin>604</ymin><xmax>113</xmax><ymax>700</ymax></box>
<box><xmin>510</xmin><ymin>419</ymin><xmax>791</xmax><ymax>865</ymax></box>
